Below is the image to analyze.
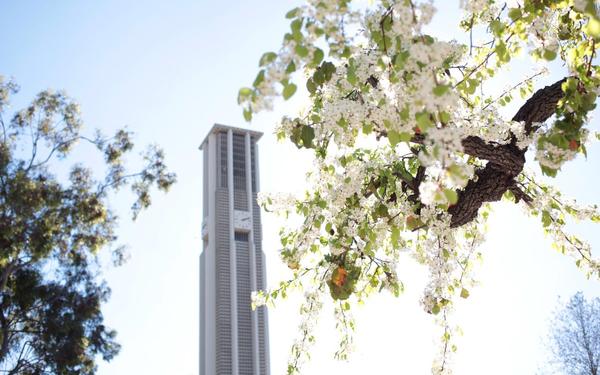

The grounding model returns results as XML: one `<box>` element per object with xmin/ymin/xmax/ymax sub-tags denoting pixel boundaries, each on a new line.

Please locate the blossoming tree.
<box><xmin>239</xmin><ymin>0</ymin><xmax>600</xmax><ymax>373</ymax></box>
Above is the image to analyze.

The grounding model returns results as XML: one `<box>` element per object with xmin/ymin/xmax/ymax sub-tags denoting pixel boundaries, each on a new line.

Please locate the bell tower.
<box><xmin>199</xmin><ymin>124</ymin><xmax>270</xmax><ymax>375</ymax></box>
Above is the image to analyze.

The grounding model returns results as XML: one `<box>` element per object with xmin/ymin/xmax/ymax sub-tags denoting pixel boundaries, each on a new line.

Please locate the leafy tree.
<box><xmin>240</xmin><ymin>0</ymin><xmax>600</xmax><ymax>373</ymax></box>
<box><xmin>548</xmin><ymin>292</ymin><xmax>600</xmax><ymax>375</ymax></box>
<box><xmin>0</xmin><ymin>77</ymin><xmax>176</xmax><ymax>374</ymax></box>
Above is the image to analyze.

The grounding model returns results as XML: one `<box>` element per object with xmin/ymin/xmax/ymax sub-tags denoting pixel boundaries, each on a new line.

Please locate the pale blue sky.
<box><xmin>1</xmin><ymin>1</ymin><xmax>599</xmax><ymax>375</ymax></box>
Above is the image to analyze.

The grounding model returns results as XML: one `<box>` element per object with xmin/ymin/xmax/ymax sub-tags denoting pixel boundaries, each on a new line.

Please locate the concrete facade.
<box><xmin>200</xmin><ymin>124</ymin><xmax>270</xmax><ymax>375</ymax></box>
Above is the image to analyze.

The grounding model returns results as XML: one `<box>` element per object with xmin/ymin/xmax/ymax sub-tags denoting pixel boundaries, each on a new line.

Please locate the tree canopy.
<box><xmin>548</xmin><ymin>292</ymin><xmax>599</xmax><ymax>375</ymax></box>
<box><xmin>239</xmin><ymin>0</ymin><xmax>600</xmax><ymax>373</ymax></box>
<box><xmin>0</xmin><ymin>77</ymin><xmax>175</xmax><ymax>374</ymax></box>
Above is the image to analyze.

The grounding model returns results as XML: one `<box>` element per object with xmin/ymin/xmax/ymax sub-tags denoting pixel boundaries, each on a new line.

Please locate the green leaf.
<box><xmin>306</xmin><ymin>79</ymin><xmax>317</xmax><ymax>94</ymax></box>
<box><xmin>291</xmin><ymin>18</ymin><xmax>303</xmax><ymax>34</ymax></box>
<box><xmin>508</xmin><ymin>8</ymin><xmax>522</xmax><ymax>21</ymax></box>
<box><xmin>444</xmin><ymin>189</ymin><xmax>458</xmax><ymax>205</ymax></box>
<box><xmin>321</xmin><ymin>62</ymin><xmax>336</xmax><ymax>81</ymax></box>
<box><xmin>542</xmin><ymin>210</ymin><xmax>552</xmax><ymax>228</ymax></box>
<box><xmin>253</xmin><ymin>70</ymin><xmax>265</xmax><ymax>88</ymax></box>
<box><xmin>439</xmin><ymin>111</ymin><xmax>451</xmax><ymax>123</ymax></box>
<box><xmin>503</xmin><ymin>189</ymin><xmax>515</xmax><ymax>202</ymax></box>
<box><xmin>540</xmin><ymin>165</ymin><xmax>558</xmax><ymax>177</ymax></box>
<box><xmin>295</xmin><ymin>44</ymin><xmax>309</xmax><ymax>57</ymax></box>
<box><xmin>313</xmin><ymin>68</ymin><xmax>325</xmax><ymax>85</ymax></box>
<box><xmin>243</xmin><ymin>108</ymin><xmax>252</xmax><ymax>122</ymax></box>
<box><xmin>388</xmin><ymin>130</ymin><xmax>401</xmax><ymax>146</ymax></box>
<box><xmin>393</xmin><ymin>50</ymin><xmax>410</xmax><ymax>69</ymax></box>
<box><xmin>237</xmin><ymin>87</ymin><xmax>253</xmax><ymax>104</ymax></box>
<box><xmin>433</xmin><ymin>85</ymin><xmax>449</xmax><ymax>96</ymax></box>
<box><xmin>259</xmin><ymin>52</ymin><xmax>277</xmax><ymax>67</ymax></box>
<box><xmin>391</xmin><ymin>226</ymin><xmax>400</xmax><ymax>246</ymax></box>
<box><xmin>312</xmin><ymin>48</ymin><xmax>324</xmax><ymax>66</ymax></box>
<box><xmin>543</xmin><ymin>49</ymin><xmax>557</xmax><ymax>61</ymax></box>
<box><xmin>495</xmin><ymin>42</ymin><xmax>509</xmax><ymax>63</ymax></box>
<box><xmin>388</xmin><ymin>130</ymin><xmax>412</xmax><ymax>146</ymax></box>
<box><xmin>285</xmin><ymin>61</ymin><xmax>296</xmax><ymax>74</ymax></box>
<box><xmin>301</xmin><ymin>125</ymin><xmax>315</xmax><ymax>148</ymax></box>
<box><xmin>285</xmin><ymin>7</ymin><xmax>301</xmax><ymax>19</ymax></box>
<box><xmin>347</xmin><ymin>66</ymin><xmax>357</xmax><ymax>85</ymax></box>
<box><xmin>399</xmin><ymin>106</ymin><xmax>409</xmax><ymax>121</ymax></box>
<box><xmin>584</xmin><ymin>17</ymin><xmax>600</xmax><ymax>40</ymax></box>
<box><xmin>283</xmin><ymin>83</ymin><xmax>297</xmax><ymax>100</ymax></box>
<box><xmin>422</xmin><ymin>35</ymin><xmax>434</xmax><ymax>45</ymax></box>
<box><xmin>467</xmin><ymin>78</ymin><xmax>479</xmax><ymax>95</ymax></box>
<box><xmin>490</xmin><ymin>20</ymin><xmax>505</xmax><ymax>36</ymax></box>
<box><xmin>460</xmin><ymin>288</ymin><xmax>470</xmax><ymax>299</ymax></box>
<box><xmin>415</xmin><ymin>111</ymin><xmax>433</xmax><ymax>130</ymax></box>
<box><xmin>373</xmin><ymin>202</ymin><xmax>389</xmax><ymax>219</ymax></box>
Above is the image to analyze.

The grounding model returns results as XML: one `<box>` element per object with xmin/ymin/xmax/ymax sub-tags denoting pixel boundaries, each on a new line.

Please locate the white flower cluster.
<box><xmin>257</xmin><ymin>191</ymin><xmax>298</xmax><ymax>215</ymax></box>
<box><xmin>417</xmin><ymin>126</ymin><xmax>475</xmax><ymax>204</ymax></box>
<box><xmin>248</xmin><ymin>1</ymin><xmax>600</xmax><ymax>373</ymax></box>
<box><xmin>299</xmin><ymin>1</ymin><xmax>465</xmax><ymax>149</ymax></box>
<box><xmin>535</xmin><ymin>141</ymin><xmax>577</xmax><ymax>170</ymax></box>
<box><xmin>288</xmin><ymin>290</ymin><xmax>324</xmax><ymax>374</ymax></box>
<box><xmin>419</xmin><ymin>180</ymin><xmax>444</xmax><ymax>206</ymax></box>
<box><xmin>460</xmin><ymin>0</ymin><xmax>493</xmax><ymax>15</ymax></box>
<box><xmin>379</xmin><ymin>261</ymin><xmax>402</xmax><ymax>294</ymax></box>
<box><xmin>315</xmin><ymin>154</ymin><xmax>371</xmax><ymax>216</ymax></box>
<box><xmin>534</xmin><ymin>129</ymin><xmax>588</xmax><ymax>171</ymax></box>
<box><xmin>242</xmin><ymin>0</ymin><xmax>363</xmax><ymax>114</ymax></box>
<box><xmin>412</xmin><ymin>209</ymin><xmax>485</xmax><ymax>375</ymax></box>
<box><xmin>333</xmin><ymin>303</ymin><xmax>355</xmax><ymax>360</ymax></box>
<box><xmin>523</xmin><ymin>174</ymin><xmax>600</xmax><ymax>277</ymax></box>
<box><xmin>528</xmin><ymin>8</ymin><xmax>561</xmax><ymax>54</ymax></box>
<box><xmin>420</xmin><ymin>127</ymin><xmax>465</xmax><ymax>166</ymax></box>
<box><xmin>417</xmin><ymin>216</ymin><xmax>456</xmax><ymax>313</ymax></box>
<box><xmin>251</xmin><ymin>290</ymin><xmax>268</xmax><ymax>309</ymax></box>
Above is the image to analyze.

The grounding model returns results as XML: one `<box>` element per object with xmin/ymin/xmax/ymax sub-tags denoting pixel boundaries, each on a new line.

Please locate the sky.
<box><xmin>1</xmin><ymin>1</ymin><xmax>599</xmax><ymax>375</ymax></box>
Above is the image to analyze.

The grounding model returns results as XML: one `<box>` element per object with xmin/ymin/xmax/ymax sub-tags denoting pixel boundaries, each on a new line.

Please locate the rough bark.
<box><xmin>512</xmin><ymin>78</ymin><xmax>567</xmax><ymax>133</ymax></box>
<box><xmin>448</xmin><ymin>78</ymin><xmax>566</xmax><ymax>227</ymax></box>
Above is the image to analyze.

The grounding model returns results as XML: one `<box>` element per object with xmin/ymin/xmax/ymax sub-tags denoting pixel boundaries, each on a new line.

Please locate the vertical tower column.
<box><xmin>254</xmin><ymin>142</ymin><xmax>271</xmax><ymax>375</ymax></box>
<box><xmin>245</xmin><ymin>133</ymin><xmax>260</xmax><ymax>375</ymax></box>
<box><xmin>203</xmin><ymin>132</ymin><xmax>217</xmax><ymax>375</ymax></box>
<box><xmin>228</xmin><ymin>130</ymin><xmax>239</xmax><ymax>375</ymax></box>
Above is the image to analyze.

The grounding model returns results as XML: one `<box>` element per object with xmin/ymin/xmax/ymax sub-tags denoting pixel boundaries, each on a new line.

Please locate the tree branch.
<box><xmin>448</xmin><ymin>78</ymin><xmax>566</xmax><ymax>227</ymax></box>
<box><xmin>461</xmin><ymin>136</ymin><xmax>525</xmax><ymax>175</ymax></box>
<box><xmin>512</xmin><ymin>78</ymin><xmax>566</xmax><ymax>134</ymax></box>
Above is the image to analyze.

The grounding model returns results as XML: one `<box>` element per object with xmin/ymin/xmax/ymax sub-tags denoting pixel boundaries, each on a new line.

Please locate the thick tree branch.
<box><xmin>512</xmin><ymin>78</ymin><xmax>566</xmax><ymax>134</ymax></box>
<box><xmin>449</xmin><ymin>78</ymin><xmax>566</xmax><ymax>227</ymax></box>
<box><xmin>461</xmin><ymin>136</ymin><xmax>525</xmax><ymax>175</ymax></box>
<box><xmin>448</xmin><ymin>167</ymin><xmax>515</xmax><ymax>227</ymax></box>
<box><xmin>379</xmin><ymin>79</ymin><xmax>565</xmax><ymax>227</ymax></box>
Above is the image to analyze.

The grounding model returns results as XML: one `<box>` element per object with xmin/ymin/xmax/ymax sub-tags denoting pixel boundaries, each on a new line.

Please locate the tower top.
<box><xmin>199</xmin><ymin>123</ymin><xmax>263</xmax><ymax>150</ymax></box>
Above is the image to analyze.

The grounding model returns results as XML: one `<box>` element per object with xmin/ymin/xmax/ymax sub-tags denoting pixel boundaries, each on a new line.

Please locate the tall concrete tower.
<box><xmin>199</xmin><ymin>124</ymin><xmax>270</xmax><ymax>375</ymax></box>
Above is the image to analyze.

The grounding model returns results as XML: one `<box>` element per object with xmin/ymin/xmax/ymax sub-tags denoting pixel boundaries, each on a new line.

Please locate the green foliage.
<box><xmin>327</xmin><ymin>264</ymin><xmax>360</xmax><ymax>300</ymax></box>
<box><xmin>0</xmin><ymin>77</ymin><xmax>176</xmax><ymax>374</ymax></box>
<box><xmin>259</xmin><ymin>52</ymin><xmax>277</xmax><ymax>67</ymax></box>
<box><xmin>289</xmin><ymin>122</ymin><xmax>315</xmax><ymax>149</ymax></box>
<box><xmin>283</xmin><ymin>83</ymin><xmax>298</xmax><ymax>100</ymax></box>
<box><xmin>240</xmin><ymin>1</ymin><xmax>600</xmax><ymax>373</ymax></box>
